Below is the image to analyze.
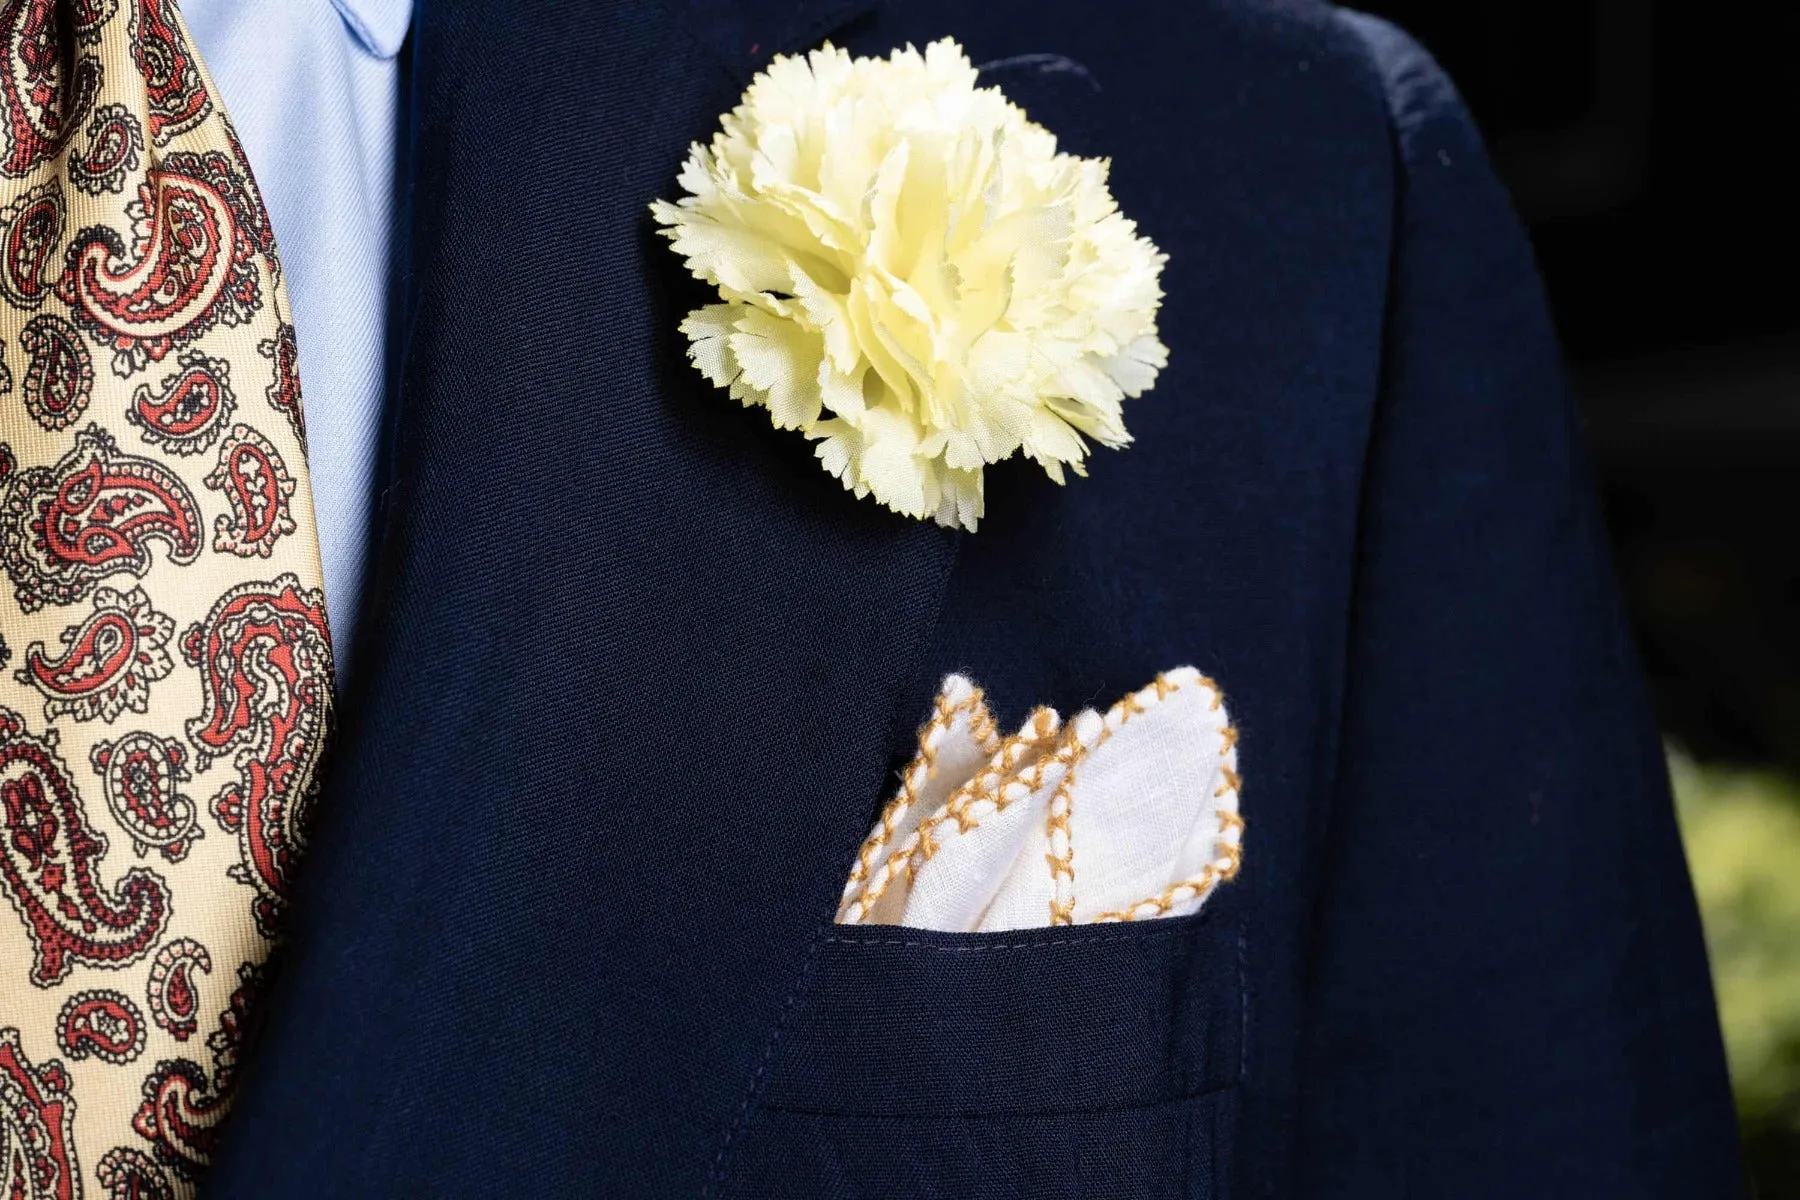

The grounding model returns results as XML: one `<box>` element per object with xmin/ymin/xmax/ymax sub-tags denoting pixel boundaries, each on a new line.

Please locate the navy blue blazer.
<box><xmin>205</xmin><ymin>1</ymin><xmax>1746</xmax><ymax>1196</ymax></box>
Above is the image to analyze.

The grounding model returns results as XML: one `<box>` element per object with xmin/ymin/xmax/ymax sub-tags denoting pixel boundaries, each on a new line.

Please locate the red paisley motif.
<box><xmin>69</xmin><ymin>0</ymin><xmax>117</xmax><ymax>41</ymax></box>
<box><xmin>0</xmin><ymin>705</ymin><xmax>169</xmax><ymax>985</ymax></box>
<box><xmin>257</xmin><ymin>321</ymin><xmax>304</xmax><ymax>445</ymax></box>
<box><xmin>91</xmin><ymin>731</ymin><xmax>199</xmax><ymax>863</ymax></box>
<box><xmin>70</xmin><ymin>101</ymin><xmax>142</xmax><ymax>196</ymax></box>
<box><xmin>203</xmin><ymin>424</ymin><xmax>294</xmax><ymax>557</ymax></box>
<box><xmin>17</xmin><ymin>313</ymin><xmax>92</xmax><ymax>431</ymax></box>
<box><xmin>204</xmin><ymin>960</ymin><xmax>265</xmax><ymax>1094</ymax></box>
<box><xmin>0</xmin><ymin>424</ymin><xmax>203</xmax><ymax>613</ymax></box>
<box><xmin>0</xmin><ymin>178</ymin><xmax>61</xmax><ymax>306</ymax></box>
<box><xmin>126</xmin><ymin>351</ymin><xmax>235</xmax><ymax>456</ymax></box>
<box><xmin>131</xmin><ymin>1059</ymin><xmax>226</xmax><ymax>1181</ymax></box>
<box><xmin>183</xmin><ymin>575</ymin><xmax>331</xmax><ymax>937</ymax></box>
<box><xmin>144</xmin><ymin>936</ymin><xmax>210</xmax><ymax>1041</ymax></box>
<box><xmin>0</xmin><ymin>0</ymin><xmax>100</xmax><ymax>179</ymax></box>
<box><xmin>220</xmin><ymin>122</ymin><xmax>273</xmax><ymax>263</ymax></box>
<box><xmin>18</xmin><ymin>585</ymin><xmax>176</xmax><ymax>722</ymax></box>
<box><xmin>0</xmin><ymin>1027</ymin><xmax>80</xmax><ymax>1200</ymax></box>
<box><xmin>56</xmin><ymin>988</ymin><xmax>145</xmax><ymax>1065</ymax></box>
<box><xmin>96</xmin><ymin>1147</ymin><xmax>176</xmax><ymax>1200</ymax></box>
<box><xmin>130</xmin><ymin>0</ymin><xmax>208</xmax><ymax>143</ymax></box>
<box><xmin>57</xmin><ymin>150</ymin><xmax>262</xmax><ymax>376</ymax></box>
<box><xmin>129</xmin><ymin>960</ymin><xmax>262</xmax><ymax>1182</ymax></box>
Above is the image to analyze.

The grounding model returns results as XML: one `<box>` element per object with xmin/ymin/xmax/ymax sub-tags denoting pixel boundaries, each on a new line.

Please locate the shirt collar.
<box><xmin>329</xmin><ymin>0</ymin><xmax>413</xmax><ymax>59</ymax></box>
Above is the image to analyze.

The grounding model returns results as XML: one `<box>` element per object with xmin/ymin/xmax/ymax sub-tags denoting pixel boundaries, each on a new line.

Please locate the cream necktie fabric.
<box><xmin>0</xmin><ymin>3</ymin><xmax>334</xmax><ymax>1197</ymax></box>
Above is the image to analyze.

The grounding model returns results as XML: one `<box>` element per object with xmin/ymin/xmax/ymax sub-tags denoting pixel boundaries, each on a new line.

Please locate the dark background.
<box><xmin>1352</xmin><ymin>1</ymin><xmax>1800</xmax><ymax>1192</ymax></box>
<box><xmin>1357</xmin><ymin>0</ymin><xmax>1800</xmax><ymax>766</ymax></box>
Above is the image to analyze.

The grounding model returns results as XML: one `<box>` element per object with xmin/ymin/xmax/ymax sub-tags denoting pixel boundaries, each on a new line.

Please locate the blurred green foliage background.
<box><xmin>1672</xmin><ymin>752</ymin><xmax>1800</xmax><ymax>1195</ymax></box>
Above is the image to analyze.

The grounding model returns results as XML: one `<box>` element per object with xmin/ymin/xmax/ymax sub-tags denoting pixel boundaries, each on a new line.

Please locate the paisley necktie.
<box><xmin>0</xmin><ymin>2</ymin><xmax>335</xmax><ymax>1196</ymax></box>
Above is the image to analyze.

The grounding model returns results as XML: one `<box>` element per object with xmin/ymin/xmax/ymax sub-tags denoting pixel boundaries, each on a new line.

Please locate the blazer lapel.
<box><xmin>212</xmin><ymin>0</ymin><xmax>960</xmax><ymax>1194</ymax></box>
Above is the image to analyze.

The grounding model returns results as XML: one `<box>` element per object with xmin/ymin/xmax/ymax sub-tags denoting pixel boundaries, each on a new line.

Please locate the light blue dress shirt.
<box><xmin>182</xmin><ymin>0</ymin><xmax>413</xmax><ymax>673</ymax></box>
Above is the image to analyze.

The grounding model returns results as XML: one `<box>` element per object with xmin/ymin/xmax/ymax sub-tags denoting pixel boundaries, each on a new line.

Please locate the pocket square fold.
<box><xmin>838</xmin><ymin>668</ymin><xmax>1243</xmax><ymax>931</ymax></box>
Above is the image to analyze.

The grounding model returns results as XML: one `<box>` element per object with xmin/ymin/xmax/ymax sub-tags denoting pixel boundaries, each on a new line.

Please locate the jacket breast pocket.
<box><xmin>714</xmin><ymin>899</ymin><xmax>1246</xmax><ymax>1200</ymax></box>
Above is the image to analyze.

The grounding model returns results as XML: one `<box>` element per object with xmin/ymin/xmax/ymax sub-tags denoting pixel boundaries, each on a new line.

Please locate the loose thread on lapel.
<box><xmin>975</xmin><ymin>53</ymin><xmax>1103</xmax><ymax>93</ymax></box>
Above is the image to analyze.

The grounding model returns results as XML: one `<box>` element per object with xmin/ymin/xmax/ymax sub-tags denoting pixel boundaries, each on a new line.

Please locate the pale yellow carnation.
<box><xmin>651</xmin><ymin>38</ymin><xmax>1167</xmax><ymax>531</ymax></box>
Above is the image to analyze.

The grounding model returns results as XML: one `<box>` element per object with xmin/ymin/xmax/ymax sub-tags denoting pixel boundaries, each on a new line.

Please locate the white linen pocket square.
<box><xmin>837</xmin><ymin>668</ymin><xmax>1243</xmax><ymax>931</ymax></box>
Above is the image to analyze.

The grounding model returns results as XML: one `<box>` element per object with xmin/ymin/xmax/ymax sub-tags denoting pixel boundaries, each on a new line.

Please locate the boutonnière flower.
<box><xmin>652</xmin><ymin>38</ymin><xmax>1167</xmax><ymax>531</ymax></box>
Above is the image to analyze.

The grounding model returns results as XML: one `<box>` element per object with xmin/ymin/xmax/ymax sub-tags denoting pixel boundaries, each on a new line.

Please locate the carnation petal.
<box><xmin>817</xmin><ymin>358</ymin><xmax>868</xmax><ymax>419</ymax></box>
<box><xmin>812</xmin><ymin>418</ymin><xmax>865</xmax><ymax>491</ymax></box>
<box><xmin>1098</xmin><ymin>334</ymin><xmax>1169</xmax><ymax>398</ymax></box>
<box><xmin>790</xmin><ymin>264</ymin><xmax>860</xmax><ymax>370</ymax></box>
<box><xmin>935</xmin><ymin>466</ymin><xmax>983</xmax><ymax>531</ymax></box>
<box><xmin>680</xmin><ymin>303</ymin><xmax>745</xmax><ymax>389</ymax></box>
<box><xmin>673</xmin><ymin>145</ymin><xmax>720</xmax><ymax>201</ymax></box>
<box><xmin>1024</xmin><ymin>405</ymin><xmax>1091</xmax><ymax>473</ymax></box>
<box><xmin>731</xmin><ymin>307</ymin><xmax>825</xmax><ymax>429</ymax></box>
<box><xmin>658</xmin><ymin>209</ymin><xmax>795</xmax><ymax>296</ymax></box>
